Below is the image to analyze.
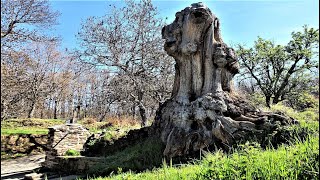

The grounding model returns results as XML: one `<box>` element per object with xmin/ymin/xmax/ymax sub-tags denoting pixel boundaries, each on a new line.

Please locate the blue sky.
<box><xmin>49</xmin><ymin>0</ymin><xmax>319</xmax><ymax>50</ymax></box>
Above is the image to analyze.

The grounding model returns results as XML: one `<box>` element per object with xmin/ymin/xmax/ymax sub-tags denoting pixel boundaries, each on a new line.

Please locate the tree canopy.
<box><xmin>237</xmin><ymin>26</ymin><xmax>319</xmax><ymax>107</ymax></box>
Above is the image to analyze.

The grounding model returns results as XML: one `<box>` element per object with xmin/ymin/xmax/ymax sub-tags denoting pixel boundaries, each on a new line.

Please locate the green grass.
<box><xmin>83</xmin><ymin>107</ymin><xmax>319</xmax><ymax>180</ymax></box>
<box><xmin>1</xmin><ymin>118</ymin><xmax>139</xmax><ymax>137</ymax></box>
<box><xmin>1</xmin><ymin>128</ymin><xmax>49</xmax><ymax>135</ymax></box>
<box><xmin>81</xmin><ymin>122</ymin><xmax>140</xmax><ymax>136</ymax></box>
<box><xmin>65</xmin><ymin>149</ymin><xmax>81</xmax><ymax>156</ymax></box>
<box><xmin>87</xmin><ymin>133</ymin><xmax>319</xmax><ymax>180</ymax></box>
<box><xmin>264</xmin><ymin>103</ymin><xmax>319</xmax><ymax>121</ymax></box>
<box><xmin>86</xmin><ymin>137</ymin><xmax>165</xmax><ymax>177</ymax></box>
<box><xmin>1</xmin><ymin>118</ymin><xmax>65</xmax><ymax>135</ymax></box>
<box><xmin>198</xmin><ymin>136</ymin><xmax>319</xmax><ymax>180</ymax></box>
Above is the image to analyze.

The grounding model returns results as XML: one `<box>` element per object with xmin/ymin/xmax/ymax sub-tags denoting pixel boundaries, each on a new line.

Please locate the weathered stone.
<box><xmin>43</xmin><ymin>124</ymin><xmax>90</xmax><ymax>169</ymax></box>
<box><xmin>1</xmin><ymin>134</ymin><xmax>48</xmax><ymax>155</ymax></box>
<box><xmin>24</xmin><ymin>173</ymin><xmax>44</xmax><ymax>180</ymax></box>
<box><xmin>7</xmin><ymin>135</ymin><xmax>19</xmax><ymax>145</ymax></box>
<box><xmin>42</xmin><ymin>156</ymin><xmax>105</xmax><ymax>174</ymax></box>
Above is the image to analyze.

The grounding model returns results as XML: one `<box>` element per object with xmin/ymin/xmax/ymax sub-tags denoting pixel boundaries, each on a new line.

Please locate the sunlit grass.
<box><xmin>83</xmin><ymin>107</ymin><xmax>319</xmax><ymax>180</ymax></box>
<box><xmin>1</xmin><ymin>118</ymin><xmax>65</xmax><ymax>135</ymax></box>
<box><xmin>263</xmin><ymin>103</ymin><xmax>319</xmax><ymax>121</ymax></box>
<box><xmin>79</xmin><ymin>117</ymin><xmax>142</xmax><ymax>140</ymax></box>
<box><xmin>87</xmin><ymin>134</ymin><xmax>319</xmax><ymax>180</ymax></box>
<box><xmin>1</xmin><ymin>128</ymin><xmax>49</xmax><ymax>135</ymax></box>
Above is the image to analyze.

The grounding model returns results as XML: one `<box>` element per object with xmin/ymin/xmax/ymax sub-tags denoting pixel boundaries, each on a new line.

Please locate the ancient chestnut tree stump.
<box><xmin>153</xmin><ymin>2</ymin><xmax>296</xmax><ymax>158</ymax></box>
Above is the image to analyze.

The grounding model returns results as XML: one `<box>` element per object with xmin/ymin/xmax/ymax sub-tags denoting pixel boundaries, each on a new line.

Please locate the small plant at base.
<box><xmin>87</xmin><ymin>139</ymin><xmax>97</xmax><ymax>146</ymax></box>
<box><xmin>65</xmin><ymin>149</ymin><xmax>81</xmax><ymax>156</ymax></box>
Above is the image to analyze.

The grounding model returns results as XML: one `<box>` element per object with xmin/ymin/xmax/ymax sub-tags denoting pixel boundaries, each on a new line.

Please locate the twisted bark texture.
<box><xmin>154</xmin><ymin>3</ymin><xmax>296</xmax><ymax>158</ymax></box>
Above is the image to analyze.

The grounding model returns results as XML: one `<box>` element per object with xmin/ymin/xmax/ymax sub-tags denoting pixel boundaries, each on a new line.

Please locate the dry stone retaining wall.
<box><xmin>1</xmin><ymin>134</ymin><xmax>48</xmax><ymax>155</ymax></box>
<box><xmin>43</xmin><ymin>124</ymin><xmax>91</xmax><ymax>169</ymax></box>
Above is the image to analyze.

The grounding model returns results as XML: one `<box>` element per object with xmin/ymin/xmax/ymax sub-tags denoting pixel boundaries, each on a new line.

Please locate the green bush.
<box><xmin>285</xmin><ymin>91</ymin><xmax>319</xmax><ymax>111</ymax></box>
<box><xmin>246</xmin><ymin>91</ymin><xmax>319</xmax><ymax>114</ymax></box>
<box><xmin>247</xmin><ymin>92</ymin><xmax>266</xmax><ymax>108</ymax></box>
<box><xmin>266</xmin><ymin>103</ymin><xmax>319</xmax><ymax>121</ymax></box>
<box><xmin>65</xmin><ymin>149</ymin><xmax>81</xmax><ymax>156</ymax></box>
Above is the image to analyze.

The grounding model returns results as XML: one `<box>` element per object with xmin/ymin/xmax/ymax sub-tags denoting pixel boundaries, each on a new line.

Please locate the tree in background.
<box><xmin>1</xmin><ymin>0</ymin><xmax>59</xmax><ymax>45</ymax></box>
<box><xmin>1</xmin><ymin>42</ymin><xmax>76</xmax><ymax>119</ymax></box>
<box><xmin>0</xmin><ymin>0</ymin><xmax>64</xmax><ymax>120</ymax></box>
<box><xmin>77</xmin><ymin>0</ymin><xmax>174</xmax><ymax>126</ymax></box>
<box><xmin>237</xmin><ymin>26</ymin><xmax>319</xmax><ymax>108</ymax></box>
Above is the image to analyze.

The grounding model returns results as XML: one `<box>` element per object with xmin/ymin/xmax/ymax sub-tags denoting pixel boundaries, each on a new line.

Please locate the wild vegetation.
<box><xmin>83</xmin><ymin>104</ymin><xmax>319</xmax><ymax>179</ymax></box>
<box><xmin>90</xmin><ymin>134</ymin><xmax>319</xmax><ymax>180</ymax></box>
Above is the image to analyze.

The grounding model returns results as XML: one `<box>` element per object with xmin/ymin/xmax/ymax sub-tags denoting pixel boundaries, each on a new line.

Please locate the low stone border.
<box><xmin>1</xmin><ymin>134</ymin><xmax>48</xmax><ymax>156</ymax></box>
<box><xmin>43</xmin><ymin>156</ymin><xmax>105</xmax><ymax>174</ymax></box>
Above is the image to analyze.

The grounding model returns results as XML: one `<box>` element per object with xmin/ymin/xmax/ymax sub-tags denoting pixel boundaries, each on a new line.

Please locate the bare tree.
<box><xmin>1</xmin><ymin>50</ymin><xmax>31</xmax><ymax>119</ymax></box>
<box><xmin>2</xmin><ymin>42</ymin><xmax>60</xmax><ymax>118</ymax></box>
<box><xmin>1</xmin><ymin>0</ymin><xmax>174</xmax><ymax>123</ymax></box>
<box><xmin>77</xmin><ymin>0</ymin><xmax>173</xmax><ymax>126</ymax></box>
<box><xmin>1</xmin><ymin>0</ymin><xmax>60</xmax><ymax>120</ymax></box>
<box><xmin>1</xmin><ymin>0</ymin><xmax>59</xmax><ymax>44</ymax></box>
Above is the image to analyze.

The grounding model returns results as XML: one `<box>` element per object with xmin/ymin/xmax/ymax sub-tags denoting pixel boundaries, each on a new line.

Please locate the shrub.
<box><xmin>267</xmin><ymin>103</ymin><xmax>319</xmax><ymax>121</ymax></box>
<box><xmin>83</xmin><ymin>118</ymin><xmax>97</xmax><ymax>125</ymax></box>
<box><xmin>65</xmin><ymin>149</ymin><xmax>81</xmax><ymax>156</ymax></box>
<box><xmin>284</xmin><ymin>91</ymin><xmax>319</xmax><ymax>111</ymax></box>
<box><xmin>247</xmin><ymin>92</ymin><xmax>266</xmax><ymax>108</ymax></box>
<box><xmin>106</xmin><ymin>116</ymin><xmax>140</xmax><ymax>127</ymax></box>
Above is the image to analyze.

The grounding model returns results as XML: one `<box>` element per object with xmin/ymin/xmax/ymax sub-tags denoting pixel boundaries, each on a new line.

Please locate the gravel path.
<box><xmin>1</xmin><ymin>154</ymin><xmax>45</xmax><ymax>179</ymax></box>
<box><xmin>1</xmin><ymin>155</ymin><xmax>83</xmax><ymax>180</ymax></box>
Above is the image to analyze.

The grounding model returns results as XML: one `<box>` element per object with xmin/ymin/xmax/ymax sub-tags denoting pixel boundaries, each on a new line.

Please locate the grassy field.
<box><xmin>1</xmin><ymin>118</ymin><xmax>65</xmax><ymax>135</ymax></box>
<box><xmin>1</xmin><ymin>104</ymin><xmax>318</xmax><ymax>179</ymax></box>
<box><xmin>84</xmin><ymin>118</ymin><xmax>319</xmax><ymax>180</ymax></box>
<box><xmin>83</xmin><ymin>103</ymin><xmax>319</xmax><ymax>180</ymax></box>
<box><xmin>89</xmin><ymin>134</ymin><xmax>318</xmax><ymax>180</ymax></box>
<box><xmin>0</xmin><ymin>116</ymin><xmax>141</xmax><ymax>136</ymax></box>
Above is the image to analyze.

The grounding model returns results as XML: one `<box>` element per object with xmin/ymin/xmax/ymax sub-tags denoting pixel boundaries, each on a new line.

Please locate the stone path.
<box><xmin>1</xmin><ymin>154</ymin><xmax>45</xmax><ymax>180</ymax></box>
<box><xmin>1</xmin><ymin>154</ymin><xmax>83</xmax><ymax>180</ymax></box>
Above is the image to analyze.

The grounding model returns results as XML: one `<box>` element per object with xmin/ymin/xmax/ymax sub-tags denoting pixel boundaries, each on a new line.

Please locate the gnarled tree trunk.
<box><xmin>153</xmin><ymin>3</ymin><xmax>296</xmax><ymax>158</ymax></box>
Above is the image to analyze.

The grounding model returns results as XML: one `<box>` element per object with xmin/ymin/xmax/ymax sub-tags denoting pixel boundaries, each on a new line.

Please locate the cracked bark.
<box><xmin>154</xmin><ymin>2</ymin><xmax>297</xmax><ymax>158</ymax></box>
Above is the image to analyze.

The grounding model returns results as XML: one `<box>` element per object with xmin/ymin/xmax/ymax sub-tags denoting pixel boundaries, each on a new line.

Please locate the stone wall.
<box><xmin>44</xmin><ymin>156</ymin><xmax>105</xmax><ymax>174</ymax></box>
<box><xmin>43</xmin><ymin>124</ymin><xmax>91</xmax><ymax>169</ymax></box>
<box><xmin>1</xmin><ymin>134</ymin><xmax>48</xmax><ymax>155</ymax></box>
